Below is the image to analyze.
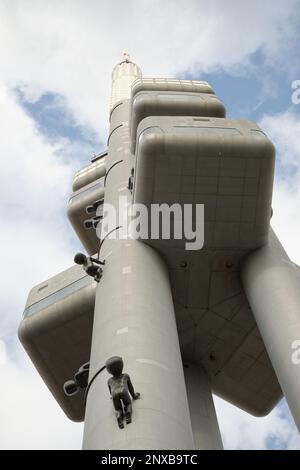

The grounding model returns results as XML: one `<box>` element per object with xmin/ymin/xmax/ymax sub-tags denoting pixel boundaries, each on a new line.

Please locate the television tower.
<box><xmin>19</xmin><ymin>56</ymin><xmax>300</xmax><ymax>450</ymax></box>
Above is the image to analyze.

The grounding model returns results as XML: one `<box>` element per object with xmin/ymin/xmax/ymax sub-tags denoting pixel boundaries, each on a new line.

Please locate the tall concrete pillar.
<box><xmin>185</xmin><ymin>365</ymin><xmax>223</xmax><ymax>450</ymax></box>
<box><xmin>242</xmin><ymin>228</ymin><xmax>300</xmax><ymax>432</ymax></box>
<box><xmin>83</xmin><ymin>58</ymin><xmax>194</xmax><ymax>449</ymax></box>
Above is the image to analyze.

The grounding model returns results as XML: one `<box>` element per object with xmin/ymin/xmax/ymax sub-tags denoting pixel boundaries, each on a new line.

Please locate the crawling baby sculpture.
<box><xmin>106</xmin><ymin>356</ymin><xmax>140</xmax><ymax>429</ymax></box>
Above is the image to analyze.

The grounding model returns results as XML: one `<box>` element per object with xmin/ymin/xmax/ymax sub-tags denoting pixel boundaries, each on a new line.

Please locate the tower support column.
<box><xmin>83</xmin><ymin>239</ymin><xmax>195</xmax><ymax>449</ymax></box>
<box><xmin>242</xmin><ymin>229</ymin><xmax>300</xmax><ymax>431</ymax></box>
<box><xmin>185</xmin><ymin>365</ymin><xmax>223</xmax><ymax>450</ymax></box>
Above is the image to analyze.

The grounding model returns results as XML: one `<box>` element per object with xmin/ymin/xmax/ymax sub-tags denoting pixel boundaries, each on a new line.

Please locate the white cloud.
<box><xmin>215</xmin><ymin>396</ymin><xmax>300</xmax><ymax>450</ymax></box>
<box><xmin>261</xmin><ymin>111</ymin><xmax>300</xmax><ymax>169</ymax></box>
<box><xmin>0</xmin><ymin>83</ymin><xmax>79</xmax><ymax>328</ymax></box>
<box><xmin>0</xmin><ymin>352</ymin><xmax>83</xmax><ymax>450</ymax></box>
<box><xmin>0</xmin><ymin>0</ymin><xmax>298</xmax><ymax>136</ymax></box>
<box><xmin>260</xmin><ymin>110</ymin><xmax>300</xmax><ymax>264</ymax></box>
<box><xmin>0</xmin><ymin>84</ymin><xmax>85</xmax><ymax>449</ymax></box>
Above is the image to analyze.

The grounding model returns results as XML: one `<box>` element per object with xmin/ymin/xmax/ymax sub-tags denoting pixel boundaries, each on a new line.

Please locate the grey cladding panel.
<box><xmin>130</xmin><ymin>91</ymin><xmax>226</xmax><ymax>152</ymax></box>
<box><xmin>72</xmin><ymin>156</ymin><xmax>106</xmax><ymax>192</ymax></box>
<box><xmin>133</xmin><ymin>116</ymin><xmax>275</xmax><ymax>250</ymax></box>
<box><xmin>67</xmin><ymin>181</ymin><xmax>104</xmax><ymax>255</ymax></box>
<box><xmin>131</xmin><ymin>78</ymin><xmax>215</xmax><ymax>96</ymax></box>
<box><xmin>19</xmin><ymin>264</ymin><xmax>96</xmax><ymax>421</ymax></box>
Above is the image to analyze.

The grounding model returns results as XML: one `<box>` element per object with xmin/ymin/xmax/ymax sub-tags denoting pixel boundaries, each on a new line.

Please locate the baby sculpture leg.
<box><xmin>121</xmin><ymin>390</ymin><xmax>132</xmax><ymax>424</ymax></box>
<box><xmin>112</xmin><ymin>393</ymin><xmax>124</xmax><ymax>429</ymax></box>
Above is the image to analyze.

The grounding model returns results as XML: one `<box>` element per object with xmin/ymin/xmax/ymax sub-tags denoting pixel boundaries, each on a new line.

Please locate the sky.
<box><xmin>0</xmin><ymin>0</ymin><xmax>300</xmax><ymax>449</ymax></box>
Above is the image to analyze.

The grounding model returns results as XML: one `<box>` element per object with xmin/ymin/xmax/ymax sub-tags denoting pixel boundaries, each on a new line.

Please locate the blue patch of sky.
<box><xmin>16</xmin><ymin>50</ymin><xmax>300</xmax><ymax>186</ymax></box>
<box><xmin>183</xmin><ymin>50</ymin><xmax>300</xmax><ymax>122</ymax></box>
<box><xmin>266</xmin><ymin>400</ymin><xmax>298</xmax><ymax>449</ymax></box>
<box><xmin>266</xmin><ymin>433</ymin><xmax>288</xmax><ymax>450</ymax></box>
<box><xmin>14</xmin><ymin>89</ymin><xmax>103</xmax><ymax>267</ymax></box>
<box><xmin>16</xmin><ymin>90</ymin><xmax>106</xmax><ymax>164</ymax></box>
<box><xmin>182</xmin><ymin>48</ymin><xmax>300</xmax><ymax>183</ymax></box>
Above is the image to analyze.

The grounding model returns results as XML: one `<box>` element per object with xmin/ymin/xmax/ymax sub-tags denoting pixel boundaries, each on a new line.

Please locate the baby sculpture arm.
<box><xmin>126</xmin><ymin>374</ymin><xmax>140</xmax><ymax>400</ymax></box>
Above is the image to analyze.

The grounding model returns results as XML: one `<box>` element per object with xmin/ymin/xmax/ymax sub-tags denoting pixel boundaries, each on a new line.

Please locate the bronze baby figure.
<box><xmin>106</xmin><ymin>356</ymin><xmax>140</xmax><ymax>429</ymax></box>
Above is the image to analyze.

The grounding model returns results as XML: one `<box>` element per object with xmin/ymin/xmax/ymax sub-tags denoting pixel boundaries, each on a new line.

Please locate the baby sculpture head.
<box><xmin>105</xmin><ymin>356</ymin><xmax>124</xmax><ymax>377</ymax></box>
